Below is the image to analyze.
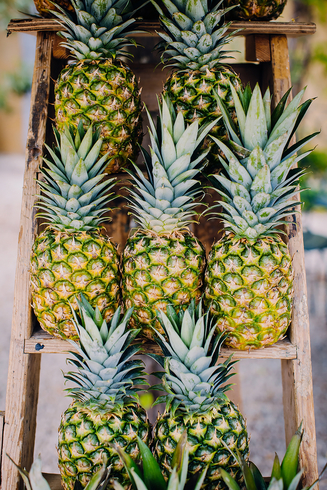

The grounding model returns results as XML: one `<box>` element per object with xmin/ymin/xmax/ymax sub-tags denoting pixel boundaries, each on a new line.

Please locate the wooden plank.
<box><xmin>269</xmin><ymin>35</ymin><xmax>319</xmax><ymax>488</ymax></box>
<box><xmin>7</xmin><ymin>18</ymin><xmax>316</xmax><ymax>37</ymax></box>
<box><xmin>0</xmin><ymin>31</ymin><xmax>53</xmax><ymax>490</ymax></box>
<box><xmin>24</xmin><ymin>329</ymin><xmax>297</xmax><ymax>359</ymax></box>
<box><xmin>44</xmin><ymin>474</ymin><xmax>62</xmax><ymax>490</ymax></box>
<box><xmin>270</xmin><ymin>35</ymin><xmax>292</xmax><ymax>108</ymax></box>
<box><xmin>245</xmin><ymin>34</ymin><xmax>271</xmax><ymax>62</ymax></box>
<box><xmin>0</xmin><ymin>411</ymin><xmax>5</xmax><ymax>485</ymax></box>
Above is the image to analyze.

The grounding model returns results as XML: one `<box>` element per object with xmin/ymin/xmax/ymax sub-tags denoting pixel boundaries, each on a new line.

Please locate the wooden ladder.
<box><xmin>1</xmin><ymin>19</ymin><xmax>319</xmax><ymax>490</ymax></box>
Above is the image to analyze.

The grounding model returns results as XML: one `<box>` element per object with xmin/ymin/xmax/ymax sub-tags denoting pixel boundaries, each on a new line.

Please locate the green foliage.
<box><xmin>298</xmin><ymin>0</ymin><xmax>327</xmax><ymax>17</ymax></box>
<box><xmin>0</xmin><ymin>0</ymin><xmax>35</xmax><ymax>29</ymax></box>
<box><xmin>299</xmin><ymin>150</ymin><xmax>327</xmax><ymax>211</ymax></box>
<box><xmin>312</xmin><ymin>44</ymin><xmax>327</xmax><ymax>75</ymax></box>
<box><xmin>0</xmin><ymin>62</ymin><xmax>32</xmax><ymax>111</ymax></box>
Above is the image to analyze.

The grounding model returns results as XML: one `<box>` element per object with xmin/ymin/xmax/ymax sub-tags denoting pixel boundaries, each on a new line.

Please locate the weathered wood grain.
<box><xmin>7</xmin><ymin>18</ymin><xmax>316</xmax><ymax>37</ymax></box>
<box><xmin>0</xmin><ymin>411</ymin><xmax>5</xmax><ymax>485</ymax></box>
<box><xmin>269</xmin><ymin>35</ymin><xmax>319</xmax><ymax>489</ymax></box>
<box><xmin>0</xmin><ymin>32</ymin><xmax>53</xmax><ymax>490</ymax></box>
<box><xmin>245</xmin><ymin>34</ymin><xmax>271</xmax><ymax>62</ymax></box>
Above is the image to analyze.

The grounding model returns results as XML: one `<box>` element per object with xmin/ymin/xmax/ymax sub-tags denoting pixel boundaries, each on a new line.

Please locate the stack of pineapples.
<box><xmin>24</xmin><ymin>0</ymin><xmax>318</xmax><ymax>487</ymax></box>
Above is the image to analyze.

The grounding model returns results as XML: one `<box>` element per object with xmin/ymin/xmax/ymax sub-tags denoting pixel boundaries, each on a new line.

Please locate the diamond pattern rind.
<box><xmin>164</xmin><ymin>68</ymin><xmax>241</xmax><ymax>168</ymax></box>
<box><xmin>55</xmin><ymin>60</ymin><xmax>142</xmax><ymax>174</ymax></box>
<box><xmin>205</xmin><ymin>235</ymin><xmax>293</xmax><ymax>349</ymax></box>
<box><xmin>224</xmin><ymin>0</ymin><xmax>287</xmax><ymax>21</ymax></box>
<box><xmin>122</xmin><ymin>231</ymin><xmax>206</xmax><ymax>338</ymax></box>
<box><xmin>58</xmin><ymin>402</ymin><xmax>151</xmax><ymax>490</ymax></box>
<box><xmin>31</xmin><ymin>230</ymin><xmax>121</xmax><ymax>339</ymax></box>
<box><xmin>153</xmin><ymin>402</ymin><xmax>249</xmax><ymax>490</ymax></box>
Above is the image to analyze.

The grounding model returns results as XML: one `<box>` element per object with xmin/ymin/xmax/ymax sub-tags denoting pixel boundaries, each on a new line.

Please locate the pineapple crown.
<box><xmin>207</xmin><ymin>83</ymin><xmax>318</xmax><ymax>241</ymax></box>
<box><xmin>149</xmin><ymin>300</ymin><xmax>237</xmax><ymax>416</ymax></box>
<box><xmin>64</xmin><ymin>294</ymin><xmax>147</xmax><ymax>409</ymax></box>
<box><xmin>126</xmin><ymin>95</ymin><xmax>218</xmax><ymax>234</ymax></box>
<box><xmin>37</xmin><ymin>123</ymin><xmax>116</xmax><ymax>232</ymax></box>
<box><xmin>50</xmin><ymin>0</ymin><xmax>142</xmax><ymax>61</ymax></box>
<box><xmin>151</xmin><ymin>0</ymin><xmax>238</xmax><ymax>72</ymax></box>
<box><xmin>112</xmin><ymin>432</ymin><xmax>207</xmax><ymax>490</ymax></box>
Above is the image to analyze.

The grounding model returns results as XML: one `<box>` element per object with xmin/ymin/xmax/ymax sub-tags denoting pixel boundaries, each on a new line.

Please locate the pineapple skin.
<box><xmin>224</xmin><ymin>0</ymin><xmax>287</xmax><ymax>20</ymax></box>
<box><xmin>153</xmin><ymin>401</ymin><xmax>249</xmax><ymax>489</ymax></box>
<box><xmin>30</xmin><ymin>230</ymin><xmax>120</xmax><ymax>340</ymax></box>
<box><xmin>58</xmin><ymin>401</ymin><xmax>151</xmax><ymax>490</ymax></box>
<box><xmin>34</xmin><ymin>0</ymin><xmax>74</xmax><ymax>16</ymax></box>
<box><xmin>164</xmin><ymin>68</ymin><xmax>242</xmax><ymax>167</ymax></box>
<box><xmin>122</xmin><ymin>231</ymin><xmax>206</xmax><ymax>338</ymax></box>
<box><xmin>55</xmin><ymin>60</ymin><xmax>142</xmax><ymax>174</ymax></box>
<box><xmin>205</xmin><ymin>235</ymin><xmax>293</xmax><ymax>349</ymax></box>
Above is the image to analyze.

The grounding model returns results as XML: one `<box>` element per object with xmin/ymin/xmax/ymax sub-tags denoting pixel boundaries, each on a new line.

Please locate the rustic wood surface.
<box><xmin>0</xmin><ymin>411</ymin><xmax>4</xmax><ymax>484</ymax></box>
<box><xmin>245</xmin><ymin>34</ymin><xmax>271</xmax><ymax>62</ymax></box>
<box><xmin>24</xmin><ymin>329</ymin><xmax>297</xmax><ymax>359</ymax></box>
<box><xmin>7</xmin><ymin>18</ymin><xmax>316</xmax><ymax>37</ymax></box>
<box><xmin>0</xmin><ymin>32</ymin><xmax>52</xmax><ymax>490</ymax></box>
<box><xmin>268</xmin><ymin>35</ymin><xmax>319</xmax><ymax>488</ymax></box>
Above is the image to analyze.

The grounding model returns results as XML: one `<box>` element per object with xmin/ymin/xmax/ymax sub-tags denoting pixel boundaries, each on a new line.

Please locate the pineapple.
<box><xmin>30</xmin><ymin>124</ymin><xmax>120</xmax><ymax>340</ymax></box>
<box><xmin>113</xmin><ymin>431</ymin><xmax>207</xmax><ymax>490</ymax></box>
<box><xmin>150</xmin><ymin>300</ymin><xmax>249</xmax><ymax>489</ymax></box>
<box><xmin>204</xmin><ymin>83</ymin><xmax>318</xmax><ymax>349</ymax></box>
<box><xmin>151</xmin><ymin>0</ymin><xmax>242</xmax><ymax>167</ymax></box>
<box><xmin>34</xmin><ymin>0</ymin><xmax>74</xmax><ymax>17</ymax></box>
<box><xmin>223</xmin><ymin>0</ymin><xmax>287</xmax><ymax>21</ymax></box>
<box><xmin>121</xmin><ymin>95</ymin><xmax>218</xmax><ymax>338</ymax></box>
<box><xmin>58</xmin><ymin>295</ymin><xmax>151</xmax><ymax>490</ymax></box>
<box><xmin>51</xmin><ymin>0</ymin><xmax>143</xmax><ymax>174</ymax></box>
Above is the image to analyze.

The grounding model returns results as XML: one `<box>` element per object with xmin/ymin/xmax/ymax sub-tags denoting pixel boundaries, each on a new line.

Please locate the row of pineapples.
<box><xmin>15</xmin><ymin>295</ymin><xmax>325</xmax><ymax>490</ymax></box>
<box><xmin>13</xmin><ymin>417</ymin><xmax>323</xmax><ymax>490</ymax></box>
<box><xmin>30</xmin><ymin>89</ymin><xmax>316</xmax><ymax>351</ymax></box>
<box><xmin>35</xmin><ymin>0</ymin><xmax>289</xmax><ymax>22</ymax></box>
<box><xmin>29</xmin><ymin>0</ymin><xmax>317</xmax><ymax>350</ymax></box>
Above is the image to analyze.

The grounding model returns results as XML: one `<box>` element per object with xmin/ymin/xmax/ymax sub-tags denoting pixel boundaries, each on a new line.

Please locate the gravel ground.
<box><xmin>0</xmin><ymin>154</ymin><xmax>326</xmax><ymax>486</ymax></box>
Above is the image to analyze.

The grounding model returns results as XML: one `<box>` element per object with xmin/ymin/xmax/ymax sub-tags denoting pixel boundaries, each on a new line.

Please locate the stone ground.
<box><xmin>0</xmin><ymin>154</ymin><xmax>326</xmax><ymax>486</ymax></box>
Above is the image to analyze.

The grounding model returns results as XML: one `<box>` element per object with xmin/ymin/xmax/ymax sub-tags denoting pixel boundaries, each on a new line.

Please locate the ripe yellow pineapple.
<box><xmin>51</xmin><ymin>0</ymin><xmax>143</xmax><ymax>173</ymax></box>
<box><xmin>150</xmin><ymin>301</ymin><xmax>249</xmax><ymax>488</ymax></box>
<box><xmin>121</xmin><ymin>96</ymin><xmax>218</xmax><ymax>338</ymax></box>
<box><xmin>224</xmin><ymin>0</ymin><xmax>287</xmax><ymax>21</ymax></box>
<box><xmin>58</xmin><ymin>296</ymin><xmax>151</xmax><ymax>489</ymax></box>
<box><xmin>30</xmin><ymin>124</ymin><xmax>120</xmax><ymax>339</ymax></box>
<box><xmin>151</xmin><ymin>0</ymin><xmax>242</xmax><ymax>168</ymax></box>
<box><xmin>204</xmin><ymin>84</ymin><xmax>318</xmax><ymax>349</ymax></box>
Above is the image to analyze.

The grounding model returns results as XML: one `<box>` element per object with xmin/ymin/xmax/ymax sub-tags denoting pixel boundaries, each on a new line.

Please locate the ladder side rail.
<box><xmin>1</xmin><ymin>31</ymin><xmax>53</xmax><ymax>490</ymax></box>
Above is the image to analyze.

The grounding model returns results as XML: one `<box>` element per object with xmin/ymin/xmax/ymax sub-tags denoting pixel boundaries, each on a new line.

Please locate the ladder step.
<box><xmin>24</xmin><ymin>329</ymin><xmax>297</xmax><ymax>359</ymax></box>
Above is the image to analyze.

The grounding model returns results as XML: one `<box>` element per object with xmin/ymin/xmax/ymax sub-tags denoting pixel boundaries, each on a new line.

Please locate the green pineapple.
<box><xmin>58</xmin><ymin>295</ymin><xmax>151</xmax><ymax>490</ymax></box>
<box><xmin>223</xmin><ymin>0</ymin><xmax>287</xmax><ymax>21</ymax></box>
<box><xmin>30</xmin><ymin>124</ymin><xmax>120</xmax><ymax>340</ymax></box>
<box><xmin>121</xmin><ymin>96</ymin><xmax>217</xmax><ymax>338</ymax></box>
<box><xmin>204</xmin><ymin>83</ymin><xmax>318</xmax><ymax>349</ymax></box>
<box><xmin>51</xmin><ymin>0</ymin><xmax>143</xmax><ymax>174</ymax></box>
<box><xmin>112</xmin><ymin>431</ymin><xmax>207</xmax><ymax>490</ymax></box>
<box><xmin>151</xmin><ymin>0</ymin><xmax>242</xmax><ymax>167</ymax></box>
<box><xmin>150</xmin><ymin>300</ymin><xmax>249</xmax><ymax>489</ymax></box>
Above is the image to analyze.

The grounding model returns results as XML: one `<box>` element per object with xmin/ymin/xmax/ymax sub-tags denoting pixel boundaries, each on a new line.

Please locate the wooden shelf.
<box><xmin>44</xmin><ymin>474</ymin><xmax>61</xmax><ymax>490</ymax></box>
<box><xmin>24</xmin><ymin>328</ymin><xmax>297</xmax><ymax>359</ymax></box>
<box><xmin>7</xmin><ymin>18</ymin><xmax>316</xmax><ymax>37</ymax></box>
